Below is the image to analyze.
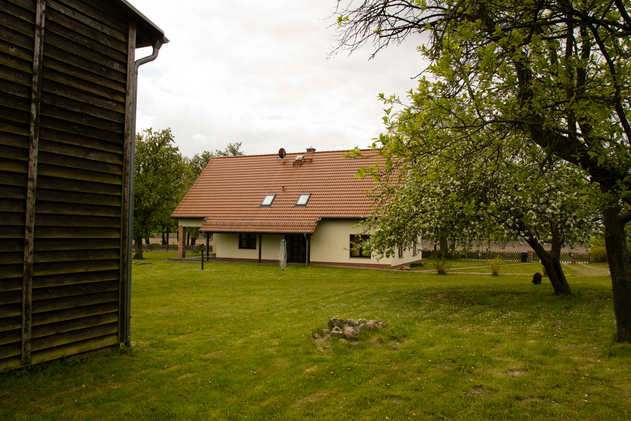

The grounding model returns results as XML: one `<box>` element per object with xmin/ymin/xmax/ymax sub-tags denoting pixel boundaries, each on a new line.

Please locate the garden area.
<box><xmin>1</xmin><ymin>253</ymin><xmax>629</xmax><ymax>420</ymax></box>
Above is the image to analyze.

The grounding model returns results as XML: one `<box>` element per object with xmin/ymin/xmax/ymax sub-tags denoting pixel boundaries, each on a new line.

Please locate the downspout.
<box><xmin>125</xmin><ymin>39</ymin><xmax>164</xmax><ymax>348</ymax></box>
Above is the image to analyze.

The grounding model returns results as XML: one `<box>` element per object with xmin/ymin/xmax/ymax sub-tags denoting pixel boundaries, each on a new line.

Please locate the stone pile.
<box><xmin>312</xmin><ymin>318</ymin><xmax>386</xmax><ymax>343</ymax></box>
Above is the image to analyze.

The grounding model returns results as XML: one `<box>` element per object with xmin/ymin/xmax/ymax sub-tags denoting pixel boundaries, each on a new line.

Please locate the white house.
<box><xmin>171</xmin><ymin>148</ymin><xmax>421</xmax><ymax>268</ymax></box>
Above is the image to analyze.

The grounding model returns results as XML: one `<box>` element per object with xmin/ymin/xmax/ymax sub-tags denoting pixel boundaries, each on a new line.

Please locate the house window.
<box><xmin>261</xmin><ymin>194</ymin><xmax>275</xmax><ymax>207</ymax></box>
<box><xmin>239</xmin><ymin>233</ymin><xmax>257</xmax><ymax>249</ymax></box>
<box><xmin>295</xmin><ymin>193</ymin><xmax>311</xmax><ymax>207</ymax></box>
<box><xmin>350</xmin><ymin>235</ymin><xmax>371</xmax><ymax>258</ymax></box>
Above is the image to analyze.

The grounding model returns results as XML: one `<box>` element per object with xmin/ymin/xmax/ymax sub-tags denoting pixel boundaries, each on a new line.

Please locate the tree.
<box><xmin>355</xmin><ymin>130</ymin><xmax>600</xmax><ymax>294</ymax></box>
<box><xmin>133</xmin><ymin>128</ymin><xmax>186</xmax><ymax>258</ymax></box>
<box><xmin>334</xmin><ymin>0</ymin><xmax>631</xmax><ymax>340</ymax></box>
<box><xmin>214</xmin><ymin>142</ymin><xmax>245</xmax><ymax>157</ymax></box>
<box><xmin>187</xmin><ymin>151</ymin><xmax>214</xmax><ymax>180</ymax></box>
<box><xmin>177</xmin><ymin>142</ymin><xmax>245</xmax><ymax>247</ymax></box>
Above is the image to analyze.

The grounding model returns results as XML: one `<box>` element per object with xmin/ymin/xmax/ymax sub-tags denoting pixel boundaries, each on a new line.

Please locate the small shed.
<box><xmin>0</xmin><ymin>0</ymin><xmax>167</xmax><ymax>372</ymax></box>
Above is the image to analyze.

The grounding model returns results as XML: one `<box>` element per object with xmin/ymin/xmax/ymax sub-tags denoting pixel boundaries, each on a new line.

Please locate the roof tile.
<box><xmin>171</xmin><ymin>149</ymin><xmax>379</xmax><ymax>233</ymax></box>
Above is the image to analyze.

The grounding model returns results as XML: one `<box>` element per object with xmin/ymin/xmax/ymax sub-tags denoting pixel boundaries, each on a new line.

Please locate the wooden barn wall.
<box><xmin>0</xmin><ymin>0</ymin><xmax>134</xmax><ymax>372</ymax></box>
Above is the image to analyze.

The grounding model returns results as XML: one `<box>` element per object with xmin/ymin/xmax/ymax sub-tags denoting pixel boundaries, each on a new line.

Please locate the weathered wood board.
<box><xmin>0</xmin><ymin>0</ymin><xmax>166</xmax><ymax>372</ymax></box>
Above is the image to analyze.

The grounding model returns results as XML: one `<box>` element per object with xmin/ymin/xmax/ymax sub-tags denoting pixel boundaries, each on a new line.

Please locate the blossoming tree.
<box><xmin>335</xmin><ymin>0</ymin><xmax>631</xmax><ymax>340</ymax></box>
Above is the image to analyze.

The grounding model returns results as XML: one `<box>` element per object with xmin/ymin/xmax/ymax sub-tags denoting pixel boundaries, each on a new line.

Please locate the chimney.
<box><xmin>306</xmin><ymin>146</ymin><xmax>315</xmax><ymax>154</ymax></box>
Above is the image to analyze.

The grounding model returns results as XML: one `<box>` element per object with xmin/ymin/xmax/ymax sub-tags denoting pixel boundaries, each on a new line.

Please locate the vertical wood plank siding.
<box><xmin>1</xmin><ymin>0</ymin><xmax>137</xmax><ymax>372</ymax></box>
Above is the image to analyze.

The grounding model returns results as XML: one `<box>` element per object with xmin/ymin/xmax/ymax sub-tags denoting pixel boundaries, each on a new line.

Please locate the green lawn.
<box><xmin>441</xmin><ymin>261</ymin><xmax>610</xmax><ymax>277</ymax></box>
<box><xmin>1</xmin><ymin>254</ymin><xmax>629</xmax><ymax>420</ymax></box>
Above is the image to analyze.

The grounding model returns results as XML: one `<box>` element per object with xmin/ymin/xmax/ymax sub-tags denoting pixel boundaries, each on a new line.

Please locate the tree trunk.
<box><xmin>601</xmin><ymin>199</ymin><xmax>631</xmax><ymax>342</ymax></box>
<box><xmin>162</xmin><ymin>230</ymin><xmax>167</xmax><ymax>245</ymax></box>
<box><xmin>144</xmin><ymin>236</ymin><xmax>150</xmax><ymax>245</ymax></box>
<box><xmin>439</xmin><ymin>235</ymin><xmax>448</xmax><ymax>258</ymax></box>
<box><xmin>525</xmin><ymin>238</ymin><xmax>571</xmax><ymax>295</ymax></box>
<box><xmin>134</xmin><ymin>236</ymin><xmax>143</xmax><ymax>259</ymax></box>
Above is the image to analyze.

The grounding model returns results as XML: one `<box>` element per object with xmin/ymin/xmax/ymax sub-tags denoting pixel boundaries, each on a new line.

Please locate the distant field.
<box><xmin>1</xmin><ymin>254</ymin><xmax>628</xmax><ymax>420</ymax></box>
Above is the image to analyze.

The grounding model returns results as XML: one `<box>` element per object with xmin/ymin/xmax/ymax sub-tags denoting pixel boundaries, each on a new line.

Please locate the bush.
<box><xmin>433</xmin><ymin>255</ymin><xmax>450</xmax><ymax>275</ymax></box>
<box><xmin>490</xmin><ymin>256</ymin><xmax>503</xmax><ymax>276</ymax></box>
<box><xmin>589</xmin><ymin>245</ymin><xmax>608</xmax><ymax>263</ymax></box>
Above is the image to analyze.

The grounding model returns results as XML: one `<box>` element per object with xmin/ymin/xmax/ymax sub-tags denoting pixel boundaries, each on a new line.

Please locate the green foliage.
<box><xmin>433</xmin><ymin>254</ymin><xmax>450</xmax><ymax>275</ymax></box>
<box><xmin>590</xmin><ymin>245</ymin><xmax>608</xmax><ymax>263</ymax></box>
<box><xmin>185</xmin><ymin>151</ymin><xmax>214</xmax><ymax>183</ymax></box>
<box><xmin>134</xmin><ymin>134</ymin><xmax>244</xmax><ymax>256</ymax></box>
<box><xmin>134</xmin><ymin>128</ymin><xmax>188</xmax><ymax>250</ymax></box>
<box><xmin>214</xmin><ymin>141</ymin><xmax>244</xmax><ymax>157</ymax></box>
<box><xmin>184</xmin><ymin>142</ymin><xmax>243</xmax><ymax>189</ymax></box>
<box><xmin>588</xmin><ymin>237</ymin><xmax>612</xmax><ymax>263</ymax></box>
<box><xmin>334</xmin><ymin>0</ymin><xmax>631</xmax><ymax>300</ymax></box>
<box><xmin>490</xmin><ymin>255</ymin><xmax>503</xmax><ymax>276</ymax></box>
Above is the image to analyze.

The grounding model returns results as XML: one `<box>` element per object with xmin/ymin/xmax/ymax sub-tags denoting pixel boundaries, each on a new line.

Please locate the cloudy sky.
<box><xmin>129</xmin><ymin>0</ymin><xmax>426</xmax><ymax>158</ymax></box>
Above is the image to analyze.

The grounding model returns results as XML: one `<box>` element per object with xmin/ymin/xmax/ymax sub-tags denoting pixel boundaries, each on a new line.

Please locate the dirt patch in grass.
<box><xmin>293</xmin><ymin>391</ymin><xmax>330</xmax><ymax>409</ymax></box>
<box><xmin>461</xmin><ymin>385</ymin><xmax>486</xmax><ymax>396</ymax></box>
<box><xmin>507</xmin><ymin>368</ymin><xmax>527</xmax><ymax>377</ymax></box>
<box><xmin>260</xmin><ymin>394</ymin><xmax>283</xmax><ymax>407</ymax></box>
<box><xmin>303</xmin><ymin>365</ymin><xmax>320</xmax><ymax>374</ymax></box>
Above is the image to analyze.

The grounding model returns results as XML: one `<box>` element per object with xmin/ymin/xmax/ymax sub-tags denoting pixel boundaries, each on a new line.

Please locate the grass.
<box><xmin>1</xmin><ymin>253</ymin><xmax>630</xmax><ymax>420</ymax></box>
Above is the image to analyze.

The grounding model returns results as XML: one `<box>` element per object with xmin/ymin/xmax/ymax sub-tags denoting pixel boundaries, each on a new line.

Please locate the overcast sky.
<box><xmin>129</xmin><ymin>0</ymin><xmax>426</xmax><ymax>158</ymax></box>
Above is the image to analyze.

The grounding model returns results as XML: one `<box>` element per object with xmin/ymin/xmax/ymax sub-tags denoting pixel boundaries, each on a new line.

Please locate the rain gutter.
<box><xmin>125</xmin><ymin>39</ymin><xmax>165</xmax><ymax>348</ymax></box>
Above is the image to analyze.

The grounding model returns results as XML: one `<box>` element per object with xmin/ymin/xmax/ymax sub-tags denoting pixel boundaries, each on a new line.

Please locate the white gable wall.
<box><xmin>310</xmin><ymin>219</ymin><xmax>420</xmax><ymax>268</ymax></box>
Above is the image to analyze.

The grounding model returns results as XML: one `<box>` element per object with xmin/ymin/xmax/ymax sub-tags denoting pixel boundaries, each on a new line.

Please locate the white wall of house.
<box><xmin>211</xmin><ymin>220</ymin><xmax>421</xmax><ymax>268</ymax></box>
<box><xmin>213</xmin><ymin>233</ymin><xmax>285</xmax><ymax>261</ymax></box>
<box><xmin>310</xmin><ymin>219</ymin><xmax>421</xmax><ymax>268</ymax></box>
<box><xmin>310</xmin><ymin>219</ymin><xmax>367</xmax><ymax>265</ymax></box>
<box><xmin>261</xmin><ymin>234</ymin><xmax>285</xmax><ymax>261</ymax></box>
<box><xmin>214</xmin><ymin>233</ymin><xmax>258</xmax><ymax>260</ymax></box>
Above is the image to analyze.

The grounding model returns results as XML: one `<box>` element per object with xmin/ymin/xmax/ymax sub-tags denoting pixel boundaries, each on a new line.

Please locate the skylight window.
<box><xmin>261</xmin><ymin>194</ymin><xmax>276</xmax><ymax>207</ymax></box>
<box><xmin>295</xmin><ymin>193</ymin><xmax>311</xmax><ymax>207</ymax></box>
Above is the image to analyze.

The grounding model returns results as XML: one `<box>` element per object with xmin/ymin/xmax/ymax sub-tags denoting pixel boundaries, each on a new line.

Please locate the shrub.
<box><xmin>490</xmin><ymin>255</ymin><xmax>503</xmax><ymax>276</ymax></box>
<box><xmin>433</xmin><ymin>255</ymin><xmax>450</xmax><ymax>275</ymax></box>
<box><xmin>589</xmin><ymin>245</ymin><xmax>608</xmax><ymax>263</ymax></box>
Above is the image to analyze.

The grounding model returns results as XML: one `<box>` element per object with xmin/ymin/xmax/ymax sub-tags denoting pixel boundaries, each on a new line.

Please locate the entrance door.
<box><xmin>286</xmin><ymin>234</ymin><xmax>307</xmax><ymax>264</ymax></box>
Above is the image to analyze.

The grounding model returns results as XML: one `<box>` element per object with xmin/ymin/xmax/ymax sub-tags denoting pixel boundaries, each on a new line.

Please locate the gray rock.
<box><xmin>366</xmin><ymin>320</ymin><xmax>380</xmax><ymax>331</ymax></box>
<box><xmin>328</xmin><ymin>318</ymin><xmax>346</xmax><ymax>329</ymax></box>
<box><xmin>330</xmin><ymin>326</ymin><xmax>344</xmax><ymax>337</ymax></box>
<box><xmin>344</xmin><ymin>326</ymin><xmax>359</xmax><ymax>340</ymax></box>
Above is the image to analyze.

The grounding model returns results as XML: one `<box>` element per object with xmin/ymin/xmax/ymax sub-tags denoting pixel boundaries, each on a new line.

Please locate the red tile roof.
<box><xmin>171</xmin><ymin>149</ymin><xmax>380</xmax><ymax>233</ymax></box>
